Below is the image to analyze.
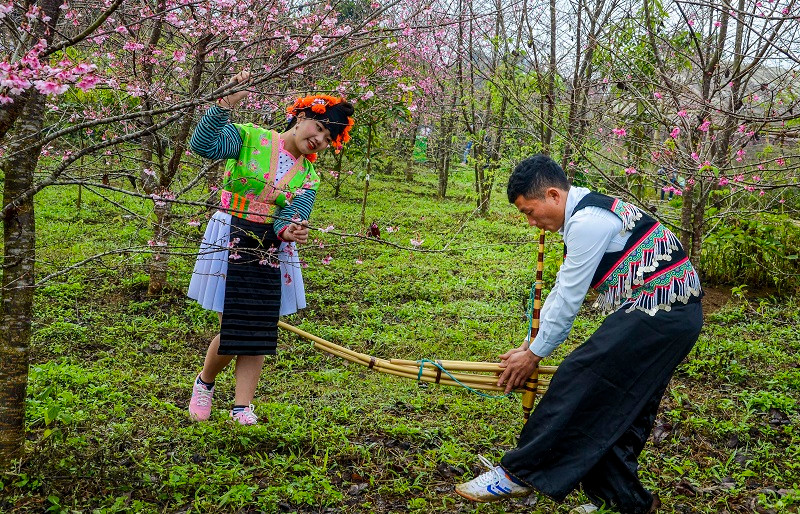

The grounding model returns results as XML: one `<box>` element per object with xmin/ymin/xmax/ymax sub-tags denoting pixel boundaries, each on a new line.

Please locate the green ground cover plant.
<box><xmin>1</xmin><ymin>165</ymin><xmax>798</xmax><ymax>513</ymax></box>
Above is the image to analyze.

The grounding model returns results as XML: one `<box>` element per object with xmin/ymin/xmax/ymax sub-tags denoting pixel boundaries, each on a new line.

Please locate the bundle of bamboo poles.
<box><xmin>278</xmin><ymin>231</ymin><xmax>553</xmax><ymax>420</ymax></box>
<box><xmin>278</xmin><ymin>320</ymin><xmax>556</xmax><ymax>395</ymax></box>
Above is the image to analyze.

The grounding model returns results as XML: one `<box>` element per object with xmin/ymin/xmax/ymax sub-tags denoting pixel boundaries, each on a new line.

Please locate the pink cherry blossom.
<box><xmin>76</xmin><ymin>75</ymin><xmax>100</xmax><ymax>91</ymax></box>
<box><xmin>123</xmin><ymin>41</ymin><xmax>145</xmax><ymax>51</ymax></box>
<box><xmin>670</xmin><ymin>127</ymin><xmax>680</xmax><ymax>138</ymax></box>
<box><xmin>33</xmin><ymin>80</ymin><xmax>68</xmax><ymax>95</ymax></box>
<box><xmin>322</xmin><ymin>255</ymin><xmax>332</xmax><ymax>265</ymax></box>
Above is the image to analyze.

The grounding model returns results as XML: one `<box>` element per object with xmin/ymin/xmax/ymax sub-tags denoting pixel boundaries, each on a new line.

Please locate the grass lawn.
<box><xmin>2</xmin><ymin>163</ymin><xmax>799</xmax><ymax>513</ymax></box>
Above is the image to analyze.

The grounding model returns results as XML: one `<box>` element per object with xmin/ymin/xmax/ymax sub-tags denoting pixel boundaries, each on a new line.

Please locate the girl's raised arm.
<box><xmin>189</xmin><ymin>105</ymin><xmax>243</xmax><ymax>160</ymax></box>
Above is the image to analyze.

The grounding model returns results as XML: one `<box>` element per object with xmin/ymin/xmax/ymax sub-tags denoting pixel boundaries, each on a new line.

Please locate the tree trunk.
<box><xmin>366</xmin><ymin>123</ymin><xmax>374</xmax><ymax>177</ymax></box>
<box><xmin>147</xmin><ymin>31</ymin><xmax>209</xmax><ymax>295</ymax></box>
<box><xmin>333</xmin><ymin>149</ymin><xmax>344</xmax><ymax>197</ymax></box>
<box><xmin>437</xmin><ymin>92</ymin><xmax>458</xmax><ymax>199</ymax></box>
<box><xmin>0</xmin><ymin>0</ymin><xmax>61</xmax><ymax>467</ymax></box>
<box><xmin>691</xmin><ymin>180</ymin><xmax>708</xmax><ymax>259</ymax></box>
<box><xmin>147</xmin><ymin>200</ymin><xmax>173</xmax><ymax>295</ymax></box>
<box><xmin>480</xmin><ymin>96</ymin><xmax>507</xmax><ymax>215</ymax></box>
<box><xmin>437</xmin><ymin>125</ymin><xmax>451</xmax><ymax>199</ymax></box>
<box><xmin>360</xmin><ymin>174</ymin><xmax>370</xmax><ymax>229</ymax></box>
<box><xmin>542</xmin><ymin>0</ymin><xmax>557</xmax><ymax>154</ymax></box>
<box><xmin>206</xmin><ymin>162</ymin><xmax>222</xmax><ymax>199</ymax></box>
<box><xmin>404</xmin><ymin>122</ymin><xmax>417</xmax><ymax>182</ymax></box>
<box><xmin>0</xmin><ymin>90</ymin><xmax>47</xmax><ymax>466</ymax></box>
<box><xmin>680</xmin><ymin>167</ymin><xmax>695</xmax><ymax>258</ymax></box>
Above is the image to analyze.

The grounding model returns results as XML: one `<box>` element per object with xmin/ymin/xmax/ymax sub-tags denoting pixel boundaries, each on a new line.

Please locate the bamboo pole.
<box><xmin>277</xmin><ymin>231</ymin><xmax>551</xmax><ymax>414</ymax></box>
<box><xmin>278</xmin><ymin>321</ymin><xmax>552</xmax><ymax>394</ymax></box>
<box><xmin>522</xmin><ymin>230</ymin><xmax>546</xmax><ymax>421</ymax></box>
<box><xmin>389</xmin><ymin>358</ymin><xmax>557</xmax><ymax>375</ymax></box>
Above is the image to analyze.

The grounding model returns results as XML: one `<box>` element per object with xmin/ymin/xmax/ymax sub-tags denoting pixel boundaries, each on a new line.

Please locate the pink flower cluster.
<box><xmin>1</xmin><ymin>38</ymin><xmax>101</xmax><ymax>104</ymax></box>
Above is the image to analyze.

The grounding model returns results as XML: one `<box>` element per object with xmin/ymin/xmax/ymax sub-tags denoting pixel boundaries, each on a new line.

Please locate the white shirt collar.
<box><xmin>558</xmin><ymin>186</ymin><xmax>592</xmax><ymax>235</ymax></box>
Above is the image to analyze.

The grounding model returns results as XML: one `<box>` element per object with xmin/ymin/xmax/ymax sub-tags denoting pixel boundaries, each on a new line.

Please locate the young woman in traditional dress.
<box><xmin>186</xmin><ymin>70</ymin><xmax>354</xmax><ymax>425</ymax></box>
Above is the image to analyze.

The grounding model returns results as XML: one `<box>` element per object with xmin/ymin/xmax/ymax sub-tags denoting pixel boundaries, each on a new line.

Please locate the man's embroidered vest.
<box><xmin>570</xmin><ymin>192</ymin><xmax>702</xmax><ymax>316</ymax></box>
<box><xmin>219</xmin><ymin>125</ymin><xmax>320</xmax><ymax>224</ymax></box>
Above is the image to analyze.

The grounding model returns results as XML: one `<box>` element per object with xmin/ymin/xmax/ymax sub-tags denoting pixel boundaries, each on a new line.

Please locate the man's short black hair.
<box><xmin>507</xmin><ymin>154</ymin><xmax>571</xmax><ymax>203</ymax></box>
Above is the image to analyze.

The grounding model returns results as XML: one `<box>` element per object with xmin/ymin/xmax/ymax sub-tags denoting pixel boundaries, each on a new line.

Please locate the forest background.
<box><xmin>1</xmin><ymin>0</ymin><xmax>799</xmax><ymax>512</ymax></box>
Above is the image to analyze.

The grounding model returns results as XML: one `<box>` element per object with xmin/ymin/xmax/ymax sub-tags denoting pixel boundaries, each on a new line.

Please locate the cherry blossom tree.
<box><xmin>0</xmin><ymin>0</ymin><xmax>418</xmax><ymax>464</ymax></box>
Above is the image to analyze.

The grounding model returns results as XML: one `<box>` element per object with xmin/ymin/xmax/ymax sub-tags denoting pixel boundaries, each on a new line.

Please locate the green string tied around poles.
<box><xmin>416</xmin><ymin>358</ymin><xmax>512</xmax><ymax>399</ymax></box>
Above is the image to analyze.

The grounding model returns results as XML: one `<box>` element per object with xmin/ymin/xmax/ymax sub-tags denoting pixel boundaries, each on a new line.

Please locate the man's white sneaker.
<box><xmin>455</xmin><ymin>456</ymin><xmax>531</xmax><ymax>502</ymax></box>
<box><xmin>570</xmin><ymin>505</ymin><xmax>599</xmax><ymax>514</ymax></box>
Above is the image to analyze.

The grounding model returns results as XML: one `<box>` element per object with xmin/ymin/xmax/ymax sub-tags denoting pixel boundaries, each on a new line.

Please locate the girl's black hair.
<box><xmin>286</xmin><ymin>101</ymin><xmax>355</xmax><ymax>141</ymax></box>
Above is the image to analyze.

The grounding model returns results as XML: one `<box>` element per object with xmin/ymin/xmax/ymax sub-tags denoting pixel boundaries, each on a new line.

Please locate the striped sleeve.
<box><xmin>189</xmin><ymin>105</ymin><xmax>243</xmax><ymax>160</ymax></box>
<box><xmin>273</xmin><ymin>189</ymin><xmax>317</xmax><ymax>236</ymax></box>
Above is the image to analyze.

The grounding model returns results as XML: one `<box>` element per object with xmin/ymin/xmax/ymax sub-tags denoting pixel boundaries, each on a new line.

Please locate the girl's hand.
<box><xmin>217</xmin><ymin>70</ymin><xmax>251</xmax><ymax>109</ymax></box>
<box><xmin>282</xmin><ymin>220</ymin><xmax>309</xmax><ymax>244</ymax></box>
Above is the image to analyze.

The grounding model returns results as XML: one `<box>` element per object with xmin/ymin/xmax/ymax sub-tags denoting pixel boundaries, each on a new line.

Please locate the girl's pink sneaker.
<box><xmin>230</xmin><ymin>404</ymin><xmax>258</xmax><ymax>425</ymax></box>
<box><xmin>188</xmin><ymin>376</ymin><xmax>214</xmax><ymax>421</ymax></box>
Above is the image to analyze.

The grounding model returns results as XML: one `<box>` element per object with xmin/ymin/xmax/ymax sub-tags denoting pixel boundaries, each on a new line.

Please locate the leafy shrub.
<box><xmin>700</xmin><ymin>213</ymin><xmax>800</xmax><ymax>293</ymax></box>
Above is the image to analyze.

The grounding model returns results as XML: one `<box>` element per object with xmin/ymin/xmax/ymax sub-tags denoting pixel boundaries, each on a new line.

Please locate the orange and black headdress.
<box><xmin>286</xmin><ymin>94</ymin><xmax>355</xmax><ymax>154</ymax></box>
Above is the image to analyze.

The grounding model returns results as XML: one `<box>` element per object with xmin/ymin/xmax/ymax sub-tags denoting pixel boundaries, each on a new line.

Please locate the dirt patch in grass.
<box><xmin>702</xmin><ymin>285</ymin><xmax>731</xmax><ymax>315</ymax></box>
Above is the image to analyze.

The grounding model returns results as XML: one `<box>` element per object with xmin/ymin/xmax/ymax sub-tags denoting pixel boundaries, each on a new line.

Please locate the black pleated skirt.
<box><xmin>501</xmin><ymin>298</ymin><xmax>703</xmax><ymax>501</ymax></box>
<box><xmin>218</xmin><ymin>216</ymin><xmax>282</xmax><ymax>356</ymax></box>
